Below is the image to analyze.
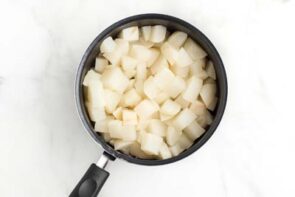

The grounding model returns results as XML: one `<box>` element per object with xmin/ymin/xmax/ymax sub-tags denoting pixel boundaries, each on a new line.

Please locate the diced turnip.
<box><xmin>206</xmin><ymin>60</ymin><xmax>216</xmax><ymax>80</ymax></box>
<box><xmin>150</xmin><ymin>25</ymin><xmax>167</xmax><ymax>43</ymax></box>
<box><xmin>147</xmin><ymin>119</ymin><xmax>167</xmax><ymax>137</ymax></box>
<box><xmin>108</xmin><ymin>120</ymin><xmax>136</xmax><ymax>141</ymax></box>
<box><xmin>136</xmin><ymin>62</ymin><xmax>147</xmax><ymax>80</ymax></box>
<box><xmin>172</xmin><ymin>108</ymin><xmax>197</xmax><ymax>130</ymax></box>
<box><xmin>104</xmin><ymin>89</ymin><xmax>121</xmax><ymax>113</ymax></box>
<box><xmin>134</xmin><ymin>79</ymin><xmax>145</xmax><ymax>97</ymax></box>
<box><xmin>160</xmin><ymin>99</ymin><xmax>181</xmax><ymax>117</ymax></box>
<box><xmin>95</xmin><ymin>57</ymin><xmax>108</xmax><ymax>73</ymax></box>
<box><xmin>208</xmin><ymin>97</ymin><xmax>218</xmax><ymax>111</ymax></box>
<box><xmin>85</xmin><ymin>102</ymin><xmax>106</xmax><ymax>121</ymax></box>
<box><xmin>136</xmin><ymin>119</ymin><xmax>150</xmax><ymax>131</ymax></box>
<box><xmin>171</xmin><ymin>64</ymin><xmax>190</xmax><ymax>78</ymax></box>
<box><xmin>161</xmin><ymin>42</ymin><xmax>178</xmax><ymax>65</ymax></box>
<box><xmin>174</xmin><ymin>48</ymin><xmax>193</xmax><ymax>68</ymax></box>
<box><xmin>150</xmin><ymin>55</ymin><xmax>169</xmax><ymax>74</ymax></box>
<box><xmin>121</xmin><ymin>56</ymin><xmax>137</xmax><ymax>71</ymax></box>
<box><xmin>122</xmin><ymin>109</ymin><xmax>138</xmax><ymax>125</ymax></box>
<box><xmin>184</xmin><ymin>121</ymin><xmax>205</xmax><ymax>141</ymax></box>
<box><xmin>112</xmin><ymin>107</ymin><xmax>123</xmax><ymax>120</ymax></box>
<box><xmin>87</xmin><ymin>79</ymin><xmax>105</xmax><ymax>108</ymax></box>
<box><xmin>115</xmin><ymin>38</ymin><xmax>130</xmax><ymax>55</ymax></box>
<box><xmin>143</xmin><ymin>76</ymin><xmax>161</xmax><ymax>99</ymax></box>
<box><xmin>129</xmin><ymin>142</ymin><xmax>154</xmax><ymax>159</ymax></box>
<box><xmin>159</xmin><ymin>143</ymin><xmax>172</xmax><ymax>159</ymax></box>
<box><xmin>164</xmin><ymin>76</ymin><xmax>186</xmax><ymax>98</ymax></box>
<box><xmin>83</xmin><ymin>69</ymin><xmax>101</xmax><ymax>86</ymax></box>
<box><xmin>141</xmin><ymin>26</ymin><xmax>152</xmax><ymax>41</ymax></box>
<box><xmin>94</xmin><ymin>118</ymin><xmax>109</xmax><ymax>133</ymax></box>
<box><xmin>153</xmin><ymin>67</ymin><xmax>175</xmax><ymax>90</ymax></box>
<box><xmin>197</xmin><ymin>109</ymin><xmax>213</xmax><ymax>128</ymax></box>
<box><xmin>113</xmin><ymin>140</ymin><xmax>134</xmax><ymax>151</ymax></box>
<box><xmin>101</xmin><ymin>67</ymin><xmax>129</xmax><ymax>93</ymax></box>
<box><xmin>169</xmin><ymin>143</ymin><xmax>185</xmax><ymax>156</ymax></box>
<box><xmin>103</xmin><ymin>52</ymin><xmax>121</xmax><ymax>66</ymax></box>
<box><xmin>175</xmin><ymin>94</ymin><xmax>190</xmax><ymax>109</ymax></box>
<box><xmin>126</xmin><ymin>79</ymin><xmax>135</xmax><ymax>91</ymax></box>
<box><xmin>177</xmin><ymin>134</ymin><xmax>193</xmax><ymax>149</ymax></box>
<box><xmin>183</xmin><ymin>38</ymin><xmax>207</xmax><ymax>60</ymax></box>
<box><xmin>141</xmin><ymin>133</ymin><xmax>163</xmax><ymax>155</ymax></box>
<box><xmin>189</xmin><ymin>100</ymin><xmax>207</xmax><ymax>116</ymax></box>
<box><xmin>147</xmin><ymin>48</ymin><xmax>160</xmax><ymax>67</ymax></box>
<box><xmin>121</xmin><ymin>88</ymin><xmax>142</xmax><ymax>108</ymax></box>
<box><xmin>167</xmin><ymin>31</ymin><xmax>188</xmax><ymax>49</ymax></box>
<box><xmin>120</xmin><ymin>26</ymin><xmax>139</xmax><ymax>41</ymax></box>
<box><xmin>182</xmin><ymin>76</ymin><xmax>203</xmax><ymax>102</ymax></box>
<box><xmin>190</xmin><ymin>60</ymin><xmax>208</xmax><ymax>79</ymax></box>
<box><xmin>200</xmin><ymin>83</ymin><xmax>217</xmax><ymax>108</ymax></box>
<box><xmin>135</xmin><ymin>99</ymin><xmax>159</xmax><ymax>119</ymax></box>
<box><xmin>102</xmin><ymin>133</ymin><xmax>111</xmax><ymax>142</ymax></box>
<box><xmin>166</xmin><ymin>126</ymin><xmax>182</xmax><ymax>146</ymax></box>
<box><xmin>100</xmin><ymin>37</ymin><xmax>117</xmax><ymax>53</ymax></box>
<box><xmin>160</xmin><ymin>113</ymin><xmax>173</xmax><ymax>121</ymax></box>
<box><xmin>130</xmin><ymin>45</ymin><xmax>151</xmax><ymax>62</ymax></box>
<box><xmin>154</xmin><ymin>91</ymin><xmax>170</xmax><ymax>105</ymax></box>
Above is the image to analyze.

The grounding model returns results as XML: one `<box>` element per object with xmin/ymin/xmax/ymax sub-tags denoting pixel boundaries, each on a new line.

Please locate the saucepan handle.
<box><xmin>69</xmin><ymin>153</ymin><xmax>110</xmax><ymax>197</ymax></box>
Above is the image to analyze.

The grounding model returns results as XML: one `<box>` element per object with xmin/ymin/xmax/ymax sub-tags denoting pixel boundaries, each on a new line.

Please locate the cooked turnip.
<box><xmin>83</xmin><ymin>25</ymin><xmax>218</xmax><ymax>159</ymax></box>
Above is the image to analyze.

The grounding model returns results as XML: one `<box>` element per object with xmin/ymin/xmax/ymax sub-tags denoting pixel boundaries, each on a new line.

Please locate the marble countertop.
<box><xmin>1</xmin><ymin>0</ymin><xmax>295</xmax><ymax>196</ymax></box>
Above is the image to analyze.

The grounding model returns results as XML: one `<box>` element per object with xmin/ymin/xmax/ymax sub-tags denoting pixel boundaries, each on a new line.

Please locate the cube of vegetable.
<box><xmin>153</xmin><ymin>67</ymin><xmax>175</xmax><ymax>90</ymax></box>
<box><xmin>164</xmin><ymin>76</ymin><xmax>186</xmax><ymax>98</ymax></box>
<box><xmin>183</xmin><ymin>38</ymin><xmax>207</xmax><ymax>60</ymax></box>
<box><xmin>182</xmin><ymin>76</ymin><xmax>203</xmax><ymax>102</ymax></box>
<box><xmin>94</xmin><ymin>119</ymin><xmax>109</xmax><ymax>133</ymax></box>
<box><xmin>189</xmin><ymin>100</ymin><xmax>207</xmax><ymax>116</ymax></box>
<box><xmin>100</xmin><ymin>37</ymin><xmax>117</xmax><ymax>53</ymax></box>
<box><xmin>174</xmin><ymin>48</ymin><xmax>193</xmax><ymax>68</ymax></box>
<box><xmin>167</xmin><ymin>31</ymin><xmax>188</xmax><ymax>49</ymax></box>
<box><xmin>166</xmin><ymin>126</ymin><xmax>182</xmax><ymax>146</ymax></box>
<box><xmin>94</xmin><ymin>57</ymin><xmax>108</xmax><ymax>73</ymax></box>
<box><xmin>206</xmin><ymin>60</ymin><xmax>216</xmax><ymax>80</ymax></box>
<box><xmin>136</xmin><ymin>62</ymin><xmax>147</xmax><ymax>80</ymax></box>
<box><xmin>160</xmin><ymin>42</ymin><xmax>178</xmax><ymax>65</ymax></box>
<box><xmin>113</xmin><ymin>140</ymin><xmax>133</xmax><ymax>151</ymax></box>
<box><xmin>121</xmin><ymin>88</ymin><xmax>142</xmax><ymax>108</ymax></box>
<box><xmin>103</xmin><ymin>51</ymin><xmax>121</xmax><ymax>66</ymax></box>
<box><xmin>104</xmin><ymin>89</ymin><xmax>121</xmax><ymax>113</ymax></box>
<box><xmin>190</xmin><ymin>60</ymin><xmax>208</xmax><ymax>79</ymax></box>
<box><xmin>83</xmin><ymin>69</ymin><xmax>101</xmax><ymax>86</ymax></box>
<box><xmin>143</xmin><ymin>76</ymin><xmax>161</xmax><ymax>99</ymax></box>
<box><xmin>141</xmin><ymin>133</ymin><xmax>163</xmax><ymax>155</ymax></box>
<box><xmin>150</xmin><ymin>25</ymin><xmax>167</xmax><ymax>43</ymax></box>
<box><xmin>147</xmin><ymin>119</ymin><xmax>167</xmax><ymax>137</ymax></box>
<box><xmin>134</xmin><ymin>79</ymin><xmax>145</xmax><ymax>97</ymax></box>
<box><xmin>129</xmin><ymin>142</ymin><xmax>154</xmax><ymax>159</ymax></box>
<box><xmin>122</xmin><ymin>109</ymin><xmax>138</xmax><ymax>125</ymax></box>
<box><xmin>135</xmin><ymin>99</ymin><xmax>159</xmax><ymax>119</ymax></box>
<box><xmin>172</xmin><ymin>109</ymin><xmax>197</xmax><ymax>130</ymax></box>
<box><xmin>169</xmin><ymin>143</ymin><xmax>185</xmax><ymax>156</ymax></box>
<box><xmin>178</xmin><ymin>134</ymin><xmax>193</xmax><ymax>149</ymax></box>
<box><xmin>85</xmin><ymin>102</ymin><xmax>106</xmax><ymax>121</ymax></box>
<box><xmin>115</xmin><ymin>39</ymin><xmax>129</xmax><ymax>55</ymax></box>
<box><xmin>141</xmin><ymin>26</ymin><xmax>152</xmax><ymax>41</ymax></box>
<box><xmin>101</xmin><ymin>67</ymin><xmax>129</xmax><ymax>93</ymax></box>
<box><xmin>184</xmin><ymin>121</ymin><xmax>205</xmax><ymax>141</ymax></box>
<box><xmin>121</xmin><ymin>56</ymin><xmax>137</xmax><ymax>71</ymax></box>
<box><xmin>160</xmin><ymin>113</ymin><xmax>173</xmax><ymax>121</ymax></box>
<box><xmin>126</xmin><ymin>79</ymin><xmax>135</xmax><ymax>91</ymax></box>
<box><xmin>130</xmin><ymin>45</ymin><xmax>151</xmax><ymax>62</ymax></box>
<box><xmin>200</xmin><ymin>83</ymin><xmax>217</xmax><ymax>107</ymax></box>
<box><xmin>175</xmin><ymin>94</ymin><xmax>190</xmax><ymax>109</ymax></box>
<box><xmin>147</xmin><ymin>48</ymin><xmax>160</xmax><ymax>67</ymax></box>
<box><xmin>154</xmin><ymin>91</ymin><xmax>170</xmax><ymax>105</ymax></box>
<box><xmin>208</xmin><ymin>97</ymin><xmax>218</xmax><ymax>111</ymax></box>
<box><xmin>159</xmin><ymin>143</ymin><xmax>172</xmax><ymax>159</ymax></box>
<box><xmin>171</xmin><ymin>64</ymin><xmax>190</xmax><ymax>78</ymax></box>
<box><xmin>86</xmin><ymin>79</ymin><xmax>105</xmax><ymax>108</ymax></box>
<box><xmin>108</xmin><ymin>120</ymin><xmax>136</xmax><ymax>141</ymax></box>
<box><xmin>120</xmin><ymin>26</ymin><xmax>139</xmax><ymax>41</ymax></box>
<box><xmin>197</xmin><ymin>109</ymin><xmax>213</xmax><ymax>128</ymax></box>
<box><xmin>112</xmin><ymin>107</ymin><xmax>123</xmax><ymax>120</ymax></box>
<box><xmin>150</xmin><ymin>55</ymin><xmax>169</xmax><ymax>74</ymax></box>
<box><xmin>160</xmin><ymin>99</ymin><xmax>181</xmax><ymax>117</ymax></box>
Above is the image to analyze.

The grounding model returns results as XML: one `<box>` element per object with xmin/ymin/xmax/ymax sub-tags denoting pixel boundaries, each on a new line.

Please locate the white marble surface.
<box><xmin>1</xmin><ymin>0</ymin><xmax>295</xmax><ymax>196</ymax></box>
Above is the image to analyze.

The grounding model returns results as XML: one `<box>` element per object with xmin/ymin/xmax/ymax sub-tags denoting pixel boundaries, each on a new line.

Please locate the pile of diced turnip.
<box><xmin>83</xmin><ymin>25</ymin><xmax>217</xmax><ymax>160</ymax></box>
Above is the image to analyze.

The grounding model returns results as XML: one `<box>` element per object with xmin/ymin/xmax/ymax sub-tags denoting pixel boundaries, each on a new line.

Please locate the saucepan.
<box><xmin>70</xmin><ymin>13</ymin><xmax>227</xmax><ymax>197</ymax></box>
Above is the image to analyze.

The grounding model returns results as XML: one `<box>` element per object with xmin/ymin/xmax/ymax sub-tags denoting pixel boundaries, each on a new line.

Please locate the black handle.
<box><xmin>69</xmin><ymin>163</ymin><xmax>109</xmax><ymax>197</ymax></box>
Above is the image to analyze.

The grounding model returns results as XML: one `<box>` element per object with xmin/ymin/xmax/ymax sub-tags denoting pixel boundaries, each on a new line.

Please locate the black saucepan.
<box><xmin>70</xmin><ymin>13</ymin><xmax>227</xmax><ymax>197</ymax></box>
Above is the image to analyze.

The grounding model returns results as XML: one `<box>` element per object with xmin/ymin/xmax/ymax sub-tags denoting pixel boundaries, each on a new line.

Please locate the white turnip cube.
<box><xmin>121</xmin><ymin>56</ymin><xmax>137</xmax><ymax>71</ymax></box>
<box><xmin>86</xmin><ymin>79</ymin><xmax>105</xmax><ymax>108</ymax></box>
<box><xmin>136</xmin><ymin>62</ymin><xmax>147</xmax><ymax>80</ymax></box>
<box><xmin>85</xmin><ymin>102</ymin><xmax>106</xmax><ymax>122</ymax></box>
<box><xmin>150</xmin><ymin>55</ymin><xmax>169</xmax><ymax>74</ymax></box>
<box><xmin>206</xmin><ymin>60</ymin><xmax>216</xmax><ymax>80</ymax></box>
<box><xmin>112</xmin><ymin>107</ymin><xmax>123</xmax><ymax>120</ymax></box>
<box><xmin>183</xmin><ymin>38</ymin><xmax>207</xmax><ymax>60</ymax></box>
<box><xmin>83</xmin><ymin>69</ymin><xmax>101</xmax><ymax>86</ymax></box>
<box><xmin>101</xmin><ymin>67</ymin><xmax>129</xmax><ymax>93</ymax></box>
<box><xmin>115</xmin><ymin>38</ymin><xmax>129</xmax><ymax>55</ymax></box>
<box><xmin>166</xmin><ymin>126</ymin><xmax>182</xmax><ymax>146</ymax></box>
<box><xmin>120</xmin><ymin>26</ymin><xmax>139</xmax><ymax>41</ymax></box>
<box><xmin>182</xmin><ymin>76</ymin><xmax>203</xmax><ymax>102</ymax></box>
<box><xmin>189</xmin><ymin>100</ymin><xmax>207</xmax><ymax>116</ymax></box>
<box><xmin>134</xmin><ymin>79</ymin><xmax>145</xmax><ymax>97</ymax></box>
<box><xmin>130</xmin><ymin>45</ymin><xmax>151</xmax><ymax>62</ymax></box>
<box><xmin>108</xmin><ymin>120</ymin><xmax>136</xmax><ymax>141</ymax></box>
<box><xmin>159</xmin><ymin>143</ymin><xmax>172</xmax><ymax>159</ymax></box>
<box><xmin>122</xmin><ymin>109</ymin><xmax>138</xmax><ymax>125</ymax></box>
<box><xmin>147</xmin><ymin>48</ymin><xmax>160</xmax><ymax>67</ymax></box>
<box><xmin>167</xmin><ymin>31</ymin><xmax>188</xmax><ymax>49</ymax></box>
<box><xmin>174</xmin><ymin>48</ymin><xmax>193</xmax><ymax>68</ymax></box>
<box><xmin>178</xmin><ymin>134</ymin><xmax>193</xmax><ymax>149</ymax></box>
<box><xmin>172</xmin><ymin>108</ymin><xmax>197</xmax><ymax>130</ymax></box>
<box><xmin>153</xmin><ymin>67</ymin><xmax>175</xmax><ymax>90</ymax></box>
<box><xmin>147</xmin><ymin>119</ymin><xmax>167</xmax><ymax>137</ymax></box>
<box><xmin>197</xmin><ymin>109</ymin><xmax>213</xmax><ymax>128</ymax></box>
<box><xmin>113</xmin><ymin>140</ymin><xmax>133</xmax><ymax>151</ymax></box>
<box><xmin>100</xmin><ymin>36</ymin><xmax>117</xmax><ymax>53</ymax></box>
<box><xmin>160</xmin><ymin>99</ymin><xmax>181</xmax><ymax>117</ymax></box>
<box><xmin>135</xmin><ymin>99</ymin><xmax>159</xmax><ymax>119</ymax></box>
<box><xmin>171</xmin><ymin>64</ymin><xmax>190</xmax><ymax>78</ymax></box>
<box><xmin>121</xmin><ymin>88</ymin><xmax>142</xmax><ymax>108</ymax></box>
<box><xmin>104</xmin><ymin>89</ymin><xmax>121</xmax><ymax>113</ymax></box>
<box><xmin>141</xmin><ymin>26</ymin><xmax>152</xmax><ymax>41</ymax></box>
<box><xmin>200</xmin><ymin>83</ymin><xmax>217</xmax><ymax>107</ymax></box>
<box><xmin>141</xmin><ymin>133</ymin><xmax>163</xmax><ymax>155</ymax></box>
<box><xmin>184</xmin><ymin>121</ymin><xmax>205</xmax><ymax>141</ymax></box>
<box><xmin>150</xmin><ymin>25</ymin><xmax>167</xmax><ymax>43</ymax></box>
<box><xmin>160</xmin><ymin>42</ymin><xmax>178</xmax><ymax>65</ymax></box>
<box><xmin>208</xmin><ymin>97</ymin><xmax>218</xmax><ymax>111</ymax></box>
<box><xmin>94</xmin><ymin>57</ymin><xmax>108</xmax><ymax>73</ymax></box>
<box><xmin>164</xmin><ymin>76</ymin><xmax>186</xmax><ymax>98</ymax></box>
<box><xmin>154</xmin><ymin>91</ymin><xmax>170</xmax><ymax>105</ymax></box>
<box><xmin>143</xmin><ymin>76</ymin><xmax>161</xmax><ymax>99</ymax></box>
<box><xmin>175</xmin><ymin>94</ymin><xmax>190</xmax><ymax>109</ymax></box>
<box><xmin>169</xmin><ymin>143</ymin><xmax>185</xmax><ymax>157</ymax></box>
